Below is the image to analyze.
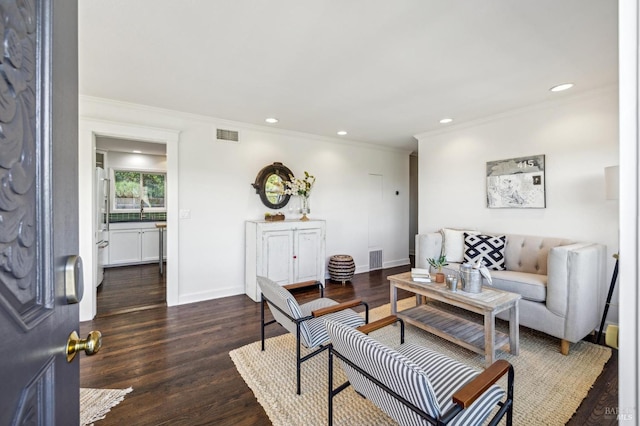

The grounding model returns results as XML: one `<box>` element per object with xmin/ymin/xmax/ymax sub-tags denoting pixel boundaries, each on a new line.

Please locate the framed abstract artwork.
<box><xmin>486</xmin><ymin>155</ymin><xmax>545</xmax><ymax>208</ymax></box>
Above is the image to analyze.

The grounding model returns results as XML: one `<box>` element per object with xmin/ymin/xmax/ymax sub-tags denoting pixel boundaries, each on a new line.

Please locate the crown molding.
<box><xmin>79</xmin><ymin>95</ymin><xmax>413</xmax><ymax>155</ymax></box>
<box><xmin>414</xmin><ymin>84</ymin><xmax>618</xmax><ymax>141</ymax></box>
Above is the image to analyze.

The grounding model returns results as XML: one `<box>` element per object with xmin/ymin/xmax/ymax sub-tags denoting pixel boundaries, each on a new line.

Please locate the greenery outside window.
<box><xmin>113</xmin><ymin>170</ymin><xmax>166</xmax><ymax>211</ymax></box>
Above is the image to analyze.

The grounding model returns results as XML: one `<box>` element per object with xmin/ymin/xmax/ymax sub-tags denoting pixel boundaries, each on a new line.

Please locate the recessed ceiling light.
<box><xmin>550</xmin><ymin>83</ymin><xmax>574</xmax><ymax>92</ymax></box>
<box><xmin>265</xmin><ymin>117</ymin><xmax>279</xmax><ymax>124</ymax></box>
<box><xmin>439</xmin><ymin>118</ymin><xmax>453</xmax><ymax>124</ymax></box>
<box><xmin>337</xmin><ymin>130</ymin><xmax>347</xmax><ymax>136</ymax></box>
<box><xmin>132</xmin><ymin>150</ymin><xmax>142</xmax><ymax>153</ymax></box>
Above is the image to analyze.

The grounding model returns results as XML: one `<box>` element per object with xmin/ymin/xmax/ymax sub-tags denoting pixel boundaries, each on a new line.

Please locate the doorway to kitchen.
<box><xmin>95</xmin><ymin>136</ymin><xmax>168</xmax><ymax>317</ymax></box>
<box><xmin>78</xmin><ymin>118</ymin><xmax>179</xmax><ymax>322</ymax></box>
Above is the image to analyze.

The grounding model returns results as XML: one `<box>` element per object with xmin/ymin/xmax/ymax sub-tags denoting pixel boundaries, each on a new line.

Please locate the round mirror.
<box><xmin>252</xmin><ymin>162</ymin><xmax>293</xmax><ymax>209</ymax></box>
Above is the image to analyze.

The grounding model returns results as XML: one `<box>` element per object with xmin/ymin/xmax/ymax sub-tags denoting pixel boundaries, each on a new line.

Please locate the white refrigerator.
<box><xmin>95</xmin><ymin>167</ymin><xmax>109</xmax><ymax>286</ymax></box>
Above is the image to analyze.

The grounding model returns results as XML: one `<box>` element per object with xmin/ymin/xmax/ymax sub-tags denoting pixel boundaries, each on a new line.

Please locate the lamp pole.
<box><xmin>597</xmin><ymin>253</ymin><xmax>619</xmax><ymax>345</ymax></box>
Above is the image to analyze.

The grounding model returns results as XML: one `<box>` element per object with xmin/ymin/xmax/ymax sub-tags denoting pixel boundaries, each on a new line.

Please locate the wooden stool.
<box><xmin>328</xmin><ymin>254</ymin><xmax>355</xmax><ymax>285</ymax></box>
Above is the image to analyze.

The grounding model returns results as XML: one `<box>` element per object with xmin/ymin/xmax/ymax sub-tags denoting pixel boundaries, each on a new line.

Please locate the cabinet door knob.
<box><xmin>293</xmin><ymin>255</ymin><xmax>297</xmax><ymax>259</ymax></box>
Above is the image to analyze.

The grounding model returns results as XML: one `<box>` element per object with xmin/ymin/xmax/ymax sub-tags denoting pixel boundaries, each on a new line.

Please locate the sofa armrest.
<box><xmin>415</xmin><ymin>232</ymin><xmax>443</xmax><ymax>269</ymax></box>
<box><xmin>547</xmin><ymin>243</ymin><xmax>606</xmax><ymax>341</ymax></box>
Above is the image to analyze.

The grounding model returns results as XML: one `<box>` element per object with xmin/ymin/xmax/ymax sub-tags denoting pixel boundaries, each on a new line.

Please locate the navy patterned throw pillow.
<box><xmin>463</xmin><ymin>233</ymin><xmax>507</xmax><ymax>271</ymax></box>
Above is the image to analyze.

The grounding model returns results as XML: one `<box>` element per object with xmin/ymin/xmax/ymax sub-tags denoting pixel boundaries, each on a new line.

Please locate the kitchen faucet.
<box><xmin>140</xmin><ymin>201</ymin><xmax>145</xmax><ymax>220</ymax></box>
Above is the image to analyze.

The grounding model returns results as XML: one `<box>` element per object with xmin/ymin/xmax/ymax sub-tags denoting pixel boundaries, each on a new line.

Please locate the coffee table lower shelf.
<box><xmin>398</xmin><ymin>304</ymin><xmax>510</xmax><ymax>357</ymax></box>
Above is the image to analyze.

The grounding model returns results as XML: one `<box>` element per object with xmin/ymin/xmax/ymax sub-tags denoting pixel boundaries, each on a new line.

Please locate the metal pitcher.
<box><xmin>459</xmin><ymin>263</ymin><xmax>482</xmax><ymax>293</ymax></box>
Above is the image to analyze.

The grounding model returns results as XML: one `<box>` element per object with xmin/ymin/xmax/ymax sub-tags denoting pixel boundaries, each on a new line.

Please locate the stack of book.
<box><xmin>411</xmin><ymin>268</ymin><xmax>432</xmax><ymax>283</ymax></box>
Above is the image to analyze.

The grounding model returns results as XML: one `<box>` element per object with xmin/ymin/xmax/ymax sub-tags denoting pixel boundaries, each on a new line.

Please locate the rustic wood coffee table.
<box><xmin>388</xmin><ymin>271</ymin><xmax>521</xmax><ymax>368</ymax></box>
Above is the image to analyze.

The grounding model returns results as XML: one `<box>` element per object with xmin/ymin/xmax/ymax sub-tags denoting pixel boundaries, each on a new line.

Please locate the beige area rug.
<box><xmin>80</xmin><ymin>387</ymin><xmax>133</xmax><ymax>426</ymax></box>
<box><xmin>230</xmin><ymin>298</ymin><xmax>611</xmax><ymax>425</ymax></box>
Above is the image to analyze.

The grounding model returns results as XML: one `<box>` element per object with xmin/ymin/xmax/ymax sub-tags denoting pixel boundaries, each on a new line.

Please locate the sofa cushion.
<box><xmin>442</xmin><ymin>263</ymin><xmax>547</xmax><ymax>302</ymax></box>
<box><xmin>464</xmin><ymin>233</ymin><xmax>507</xmax><ymax>270</ymax></box>
<box><xmin>504</xmin><ymin>234</ymin><xmax>573</xmax><ymax>275</ymax></box>
<box><xmin>440</xmin><ymin>228</ymin><xmax>479</xmax><ymax>263</ymax></box>
<box><xmin>489</xmin><ymin>270</ymin><xmax>547</xmax><ymax>302</ymax></box>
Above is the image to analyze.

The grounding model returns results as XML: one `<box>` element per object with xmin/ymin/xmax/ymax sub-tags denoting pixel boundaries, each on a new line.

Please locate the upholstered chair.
<box><xmin>326</xmin><ymin>320</ymin><xmax>514</xmax><ymax>425</ymax></box>
<box><xmin>257</xmin><ymin>276</ymin><xmax>368</xmax><ymax>395</ymax></box>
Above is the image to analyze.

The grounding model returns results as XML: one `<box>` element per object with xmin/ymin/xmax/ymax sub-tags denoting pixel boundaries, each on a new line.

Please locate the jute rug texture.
<box><xmin>80</xmin><ymin>387</ymin><xmax>133</xmax><ymax>426</ymax></box>
<box><xmin>230</xmin><ymin>298</ymin><xmax>611</xmax><ymax>425</ymax></box>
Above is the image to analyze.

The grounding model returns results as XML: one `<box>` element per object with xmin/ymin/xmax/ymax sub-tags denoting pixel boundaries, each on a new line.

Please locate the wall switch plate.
<box><xmin>179</xmin><ymin>209</ymin><xmax>191</xmax><ymax>219</ymax></box>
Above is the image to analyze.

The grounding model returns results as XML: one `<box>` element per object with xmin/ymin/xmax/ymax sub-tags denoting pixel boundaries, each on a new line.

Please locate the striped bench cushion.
<box><xmin>300</xmin><ymin>299</ymin><xmax>364</xmax><ymax>348</ymax></box>
<box><xmin>258</xmin><ymin>277</ymin><xmax>364</xmax><ymax>348</ymax></box>
<box><xmin>327</xmin><ymin>320</ymin><xmax>440</xmax><ymax>424</ymax></box>
<box><xmin>398</xmin><ymin>344</ymin><xmax>505</xmax><ymax>426</ymax></box>
<box><xmin>327</xmin><ymin>320</ymin><xmax>506</xmax><ymax>425</ymax></box>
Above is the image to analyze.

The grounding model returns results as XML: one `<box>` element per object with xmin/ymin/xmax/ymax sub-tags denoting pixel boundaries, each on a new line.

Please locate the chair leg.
<box><xmin>507</xmin><ymin>364</ymin><xmax>514</xmax><ymax>426</ymax></box>
<box><xmin>261</xmin><ymin>299</ymin><xmax>265</xmax><ymax>351</ymax></box>
<box><xmin>328</xmin><ymin>347</ymin><xmax>334</xmax><ymax>426</ymax></box>
<box><xmin>560</xmin><ymin>339</ymin><xmax>570</xmax><ymax>355</ymax></box>
<box><xmin>296</xmin><ymin>324</ymin><xmax>302</xmax><ymax>395</ymax></box>
<box><xmin>506</xmin><ymin>364</ymin><xmax>514</xmax><ymax>426</ymax></box>
<box><xmin>487</xmin><ymin>364</ymin><xmax>515</xmax><ymax>426</ymax></box>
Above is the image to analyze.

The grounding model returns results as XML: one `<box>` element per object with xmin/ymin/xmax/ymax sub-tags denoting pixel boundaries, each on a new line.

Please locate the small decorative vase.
<box><xmin>299</xmin><ymin>196</ymin><xmax>310</xmax><ymax>221</ymax></box>
<box><xmin>446</xmin><ymin>275</ymin><xmax>458</xmax><ymax>292</ymax></box>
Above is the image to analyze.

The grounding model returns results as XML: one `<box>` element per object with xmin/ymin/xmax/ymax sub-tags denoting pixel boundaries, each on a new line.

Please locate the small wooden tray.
<box><xmin>265</xmin><ymin>214</ymin><xmax>285</xmax><ymax>222</ymax></box>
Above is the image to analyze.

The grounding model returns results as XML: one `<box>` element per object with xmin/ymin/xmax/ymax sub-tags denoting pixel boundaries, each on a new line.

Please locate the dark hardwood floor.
<box><xmin>80</xmin><ymin>264</ymin><xmax>618</xmax><ymax>425</ymax></box>
<box><xmin>96</xmin><ymin>264</ymin><xmax>166</xmax><ymax>317</ymax></box>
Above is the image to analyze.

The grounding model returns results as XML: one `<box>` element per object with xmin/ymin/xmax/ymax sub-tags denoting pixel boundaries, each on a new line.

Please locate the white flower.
<box><xmin>283</xmin><ymin>171</ymin><xmax>315</xmax><ymax>197</ymax></box>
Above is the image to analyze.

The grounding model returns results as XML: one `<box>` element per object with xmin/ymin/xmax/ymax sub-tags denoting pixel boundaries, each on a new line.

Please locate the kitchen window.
<box><xmin>113</xmin><ymin>170</ymin><xmax>166</xmax><ymax>211</ymax></box>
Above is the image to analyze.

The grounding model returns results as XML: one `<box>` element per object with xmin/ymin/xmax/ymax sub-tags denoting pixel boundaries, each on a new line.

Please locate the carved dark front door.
<box><xmin>0</xmin><ymin>0</ymin><xmax>81</xmax><ymax>424</ymax></box>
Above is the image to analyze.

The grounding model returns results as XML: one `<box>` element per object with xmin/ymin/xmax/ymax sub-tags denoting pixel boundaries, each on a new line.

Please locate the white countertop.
<box><xmin>109</xmin><ymin>221</ymin><xmax>166</xmax><ymax>230</ymax></box>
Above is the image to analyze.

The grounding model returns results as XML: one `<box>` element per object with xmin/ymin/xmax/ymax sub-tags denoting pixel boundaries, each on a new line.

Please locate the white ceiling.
<box><xmin>79</xmin><ymin>1</ymin><xmax>618</xmax><ymax>152</ymax></box>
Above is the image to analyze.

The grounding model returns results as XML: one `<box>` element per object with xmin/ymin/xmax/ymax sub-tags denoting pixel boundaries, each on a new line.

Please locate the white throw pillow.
<box><xmin>440</xmin><ymin>228</ymin><xmax>479</xmax><ymax>263</ymax></box>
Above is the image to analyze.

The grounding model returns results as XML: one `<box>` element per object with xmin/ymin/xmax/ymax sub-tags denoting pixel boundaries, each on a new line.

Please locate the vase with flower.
<box><xmin>283</xmin><ymin>171</ymin><xmax>315</xmax><ymax>221</ymax></box>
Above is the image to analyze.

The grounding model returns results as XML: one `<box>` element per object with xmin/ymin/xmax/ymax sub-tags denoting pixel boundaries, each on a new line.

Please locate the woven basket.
<box><xmin>328</xmin><ymin>254</ymin><xmax>355</xmax><ymax>284</ymax></box>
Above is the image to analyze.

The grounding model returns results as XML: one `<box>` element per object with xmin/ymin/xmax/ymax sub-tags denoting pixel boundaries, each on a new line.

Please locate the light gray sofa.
<box><xmin>415</xmin><ymin>230</ymin><xmax>606</xmax><ymax>355</ymax></box>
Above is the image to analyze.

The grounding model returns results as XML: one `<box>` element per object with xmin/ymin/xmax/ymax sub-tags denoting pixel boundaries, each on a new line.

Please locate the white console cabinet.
<box><xmin>245</xmin><ymin>219</ymin><xmax>326</xmax><ymax>302</ymax></box>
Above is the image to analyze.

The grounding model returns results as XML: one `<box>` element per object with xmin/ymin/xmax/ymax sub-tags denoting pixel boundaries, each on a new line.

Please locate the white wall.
<box><xmin>79</xmin><ymin>96</ymin><xmax>411</xmax><ymax>315</ymax></box>
<box><xmin>106</xmin><ymin>151</ymin><xmax>167</xmax><ymax>173</ymax></box>
<box><xmin>416</xmin><ymin>87</ymin><xmax>619</xmax><ymax>324</ymax></box>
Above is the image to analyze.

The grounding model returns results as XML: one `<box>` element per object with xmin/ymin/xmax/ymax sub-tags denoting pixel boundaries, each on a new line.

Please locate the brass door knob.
<box><xmin>66</xmin><ymin>330</ymin><xmax>102</xmax><ymax>362</ymax></box>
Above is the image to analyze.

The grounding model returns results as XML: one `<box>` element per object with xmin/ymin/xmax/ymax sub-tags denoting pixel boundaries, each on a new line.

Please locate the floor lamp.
<box><xmin>597</xmin><ymin>165</ymin><xmax>619</xmax><ymax>346</ymax></box>
<box><xmin>597</xmin><ymin>253</ymin><xmax>619</xmax><ymax>345</ymax></box>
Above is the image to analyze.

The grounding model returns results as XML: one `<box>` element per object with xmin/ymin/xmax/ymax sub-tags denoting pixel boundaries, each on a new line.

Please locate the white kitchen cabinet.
<box><xmin>108</xmin><ymin>229</ymin><xmax>141</xmax><ymax>265</ymax></box>
<box><xmin>107</xmin><ymin>222</ymin><xmax>167</xmax><ymax>266</ymax></box>
<box><xmin>245</xmin><ymin>219</ymin><xmax>326</xmax><ymax>302</ymax></box>
<box><xmin>141</xmin><ymin>229</ymin><xmax>161</xmax><ymax>261</ymax></box>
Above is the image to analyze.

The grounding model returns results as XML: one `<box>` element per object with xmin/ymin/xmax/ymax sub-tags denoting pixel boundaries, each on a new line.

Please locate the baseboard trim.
<box><xmin>383</xmin><ymin>258</ymin><xmax>411</xmax><ymax>269</ymax></box>
<box><xmin>178</xmin><ymin>287</ymin><xmax>243</xmax><ymax>305</ymax></box>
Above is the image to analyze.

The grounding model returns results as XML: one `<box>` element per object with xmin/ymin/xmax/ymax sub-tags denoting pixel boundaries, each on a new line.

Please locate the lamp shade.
<box><xmin>605</xmin><ymin>165</ymin><xmax>619</xmax><ymax>200</ymax></box>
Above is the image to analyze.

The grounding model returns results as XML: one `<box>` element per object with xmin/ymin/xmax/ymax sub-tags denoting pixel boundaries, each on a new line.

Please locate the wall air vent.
<box><xmin>216</xmin><ymin>128</ymin><xmax>239</xmax><ymax>142</ymax></box>
<box><xmin>369</xmin><ymin>249</ymin><xmax>383</xmax><ymax>271</ymax></box>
